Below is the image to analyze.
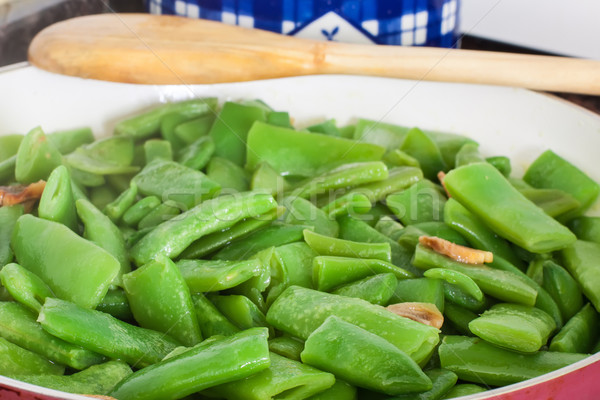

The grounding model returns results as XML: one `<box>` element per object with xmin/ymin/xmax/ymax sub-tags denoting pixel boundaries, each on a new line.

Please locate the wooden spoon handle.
<box><xmin>29</xmin><ymin>13</ymin><xmax>600</xmax><ymax>94</ymax></box>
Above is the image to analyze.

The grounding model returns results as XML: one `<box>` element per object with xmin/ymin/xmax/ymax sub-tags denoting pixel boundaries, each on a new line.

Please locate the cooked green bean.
<box><xmin>3</xmin><ymin>97</ymin><xmax>600</xmax><ymax>399</ymax></box>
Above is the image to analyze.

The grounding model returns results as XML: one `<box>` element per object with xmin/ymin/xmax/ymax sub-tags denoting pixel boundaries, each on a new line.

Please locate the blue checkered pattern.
<box><xmin>146</xmin><ymin>0</ymin><xmax>459</xmax><ymax>47</ymax></box>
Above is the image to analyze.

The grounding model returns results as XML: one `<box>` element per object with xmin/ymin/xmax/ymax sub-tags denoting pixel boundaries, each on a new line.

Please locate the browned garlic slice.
<box><xmin>0</xmin><ymin>180</ymin><xmax>46</xmax><ymax>208</ymax></box>
<box><xmin>386</xmin><ymin>302</ymin><xmax>444</xmax><ymax>329</ymax></box>
<box><xmin>419</xmin><ymin>235</ymin><xmax>493</xmax><ymax>265</ymax></box>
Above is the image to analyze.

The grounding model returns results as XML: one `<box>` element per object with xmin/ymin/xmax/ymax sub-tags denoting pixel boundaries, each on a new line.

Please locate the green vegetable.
<box><xmin>76</xmin><ymin>198</ymin><xmax>131</xmax><ymax>285</ymax></box>
<box><xmin>114</xmin><ymin>98</ymin><xmax>217</xmax><ymax>140</ymax></box>
<box><xmin>177</xmin><ymin>136</ymin><xmax>215</xmax><ymax>170</ymax></box>
<box><xmin>348</xmin><ymin>166</ymin><xmax>423</xmax><ymax>203</ymax></box>
<box><xmin>47</xmin><ymin>127</ymin><xmax>94</xmax><ymax>155</ymax></box>
<box><xmin>143</xmin><ymin>139</ymin><xmax>173</xmax><ymax>163</ymax></box>
<box><xmin>413</xmin><ymin>243</ymin><xmax>538</xmax><ymax>306</ymax></box>
<box><xmin>303</xmin><ymin>229</ymin><xmax>391</xmax><ymax>262</ymax></box>
<box><xmin>454</xmin><ymin>142</ymin><xmax>485</xmax><ymax>167</ymax></box>
<box><xmin>213</xmin><ymin>224</ymin><xmax>306</xmax><ymax>261</ymax></box>
<box><xmin>291</xmin><ymin>161</ymin><xmax>388</xmax><ymax>199</ymax></box>
<box><xmin>209</xmin><ymin>101</ymin><xmax>267</xmax><ymax>166</ymax></box>
<box><xmin>399</xmin><ymin>128</ymin><xmax>447</xmax><ymax>180</ymax></box>
<box><xmin>306</xmin><ymin>379</ymin><xmax>356</xmax><ymax>400</ymax></box>
<box><xmin>374</xmin><ymin>216</ymin><xmax>405</xmax><ymax>241</ymax></box>
<box><xmin>428</xmin><ymin>131</ymin><xmax>477</xmax><ymax>170</ymax></box>
<box><xmin>539</xmin><ymin>260</ymin><xmax>583</xmax><ymax>322</ymax></box>
<box><xmin>0</xmin><ymin>155</ymin><xmax>17</xmax><ymax>184</ymax></box>
<box><xmin>560</xmin><ymin>240</ymin><xmax>600</xmax><ymax>312</ymax></box>
<box><xmin>177</xmin><ymin>259</ymin><xmax>263</xmax><ymax>293</ymax></box>
<box><xmin>0</xmin><ymin>134</ymin><xmax>23</xmax><ymax>161</ymax></box>
<box><xmin>110</xmin><ymin>328</ymin><xmax>270</xmax><ymax>400</ymax></box>
<box><xmin>209</xmin><ymin>294</ymin><xmax>268</xmax><ymax>331</ymax></box>
<box><xmin>205</xmin><ymin>352</ymin><xmax>335</xmax><ymax>400</ymax></box>
<box><xmin>122</xmin><ymin>196</ymin><xmax>162</xmax><ymax>227</ymax></box>
<box><xmin>65</xmin><ymin>136</ymin><xmax>139</xmax><ymax>175</ymax></box>
<box><xmin>524</xmin><ymin>149</ymin><xmax>600</xmax><ymax>218</ymax></box>
<box><xmin>0</xmin><ymin>263</ymin><xmax>54</xmax><ymax>312</ymax></box>
<box><xmin>246</xmin><ymin>121</ymin><xmax>385</xmax><ymax>177</ymax></box>
<box><xmin>89</xmin><ymin>184</ymin><xmax>118</xmax><ymax>211</ymax></box>
<box><xmin>158</xmin><ymin>112</ymin><xmax>195</xmax><ymax>152</ymax></box>
<box><xmin>15</xmin><ymin>126</ymin><xmax>62</xmax><ymax>183</ymax></box>
<box><xmin>307</xmin><ymin>118</ymin><xmax>340</xmax><ymax>136</ymax></box>
<box><xmin>468</xmin><ymin>303</ymin><xmax>556</xmax><ymax>353</ymax></box>
<box><xmin>267</xmin><ymin>111</ymin><xmax>293</xmax><ymax>128</ymax></box>
<box><xmin>568</xmin><ymin>216</ymin><xmax>600</xmax><ymax>243</ymax></box>
<box><xmin>0</xmin><ymin>301</ymin><xmax>104</xmax><ymax>370</ymax></box>
<box><xmin>439</xmin><ymin>335</ymin><xmax>587</xmax><ymax>386</ymax></box>
<box><xmin>384</xmin><ymin>149</ymin><xmax>421</xmax><ymax>169</ymax></box>
<box><xmin>0</xmin><ymin>336</ymin><xmax>64</xmax><ymax>376</ymax></box>
<box><xmin>38</xmin><ymin>165</ymin><xmax>78</xmax><ymax>231</ymax></box>
<box><xmin>96</xmin><ymin>289</ymin><xmax>133</xmax><ymax>321</ymax></box>
<box><xmin>424</xmin><ymin>268</ymin><xmax>483</xmax><ymax>303</ymax></box>
<box><xmin>300</xmin><ymin>316</ymin><xmax>432</xmax><ymax>395</ymax></box>
<box><xmin>313</xmin><ymin>255</ymin><xmax>413</xmax><ymax>292</ymax></box>
<box><xmin>192</xmin><ymin>293</ymin><xmax>240</xmax><ymax>338</ymax></box>
<box><xmin>173</xmin><ymin>114</ymin><xmax>216</xmax><ymax>145</ymax></box>
<box><xmin>441</xmin><ymin>383</ymin><xmax>486</xmax><ymax>399</ymax></box>
<box><xmin>70</xmin><ymin>166</ymin><xmax>106</xmax><ymax>187</ymax></box>
<box><xmin>38</xmin><ymin>297</ymin><xmax>180</xmax><ymax>368</ymax></box>
<box><xmin>14</xmin><ymin>361</ymin><xmax>131</xmax><ymax>396</ymax></box>
<box><xmin>389</xmin><ymin>278</ymin><xmax>445</xmax><ymax>313</ymax></box>
<box><xmin>266</xmin><ymin>242</ymin><xmax>317</xmax><ymax>305</ymax></box>
<box><xmin>411</xmin><ymin>221</ymin><xmax>469</xmax><ymax>247</ymax></box>
<box><xmin>338</xmin><ymin>216</ymin><xmax>418</xmax><ymax>275</ymax></box>
<box><xmin>104</xmin><ymin>182</ymin><xmax>138</xmax><ymax>222</ymax></box>
<box><xmin>443</xmin><ymin>162</ymin><xmax>576</xmax><ymax>253</ymax></box>
<box><xmin>390</xmin><ymin>368</ymin><xmax>458</xmax><ymax>400</ymax></box>
<box><xmin>5</xmin><ymin>97</ymin><xmax>600</xmax><ymax>398</ymax></box>
<box><xmin>387</xmin><ymin>180</ymin><xmax>447</xmax><ymax>226</ymax></box>
<box><xmin>332</xmin><ymin>273</ymin><xmax>397</xmax><ymax>305</ymax></box>
<box><xmin>352</xmin><ymin>118</ymin><xmax>410</xmax><ymax>150</ymax></box>
<box><xmin>550</xmin><ymin>303</ymin><xmax>599</xmax><ymax>353</ymax></box>
<box><xmin>443</xmin><ymin>198</ymin><xmax>523</xmax><ymax>269</ymax></box>
<box><xmin>284</xmin><ymin>196</ymin><xmax>339</xmax><ymax>237</ymax></box>
<box><xmin>518</xmin><ymin>187</ymin><xmax>581</xmax><ymax>218</ymax></box>
<box><xmin>268</xmin><ymin>336</ymin><xmax>304</xmax><ymax>361</ymax></box>
<box><xmin>136</xmin><ymin>200</ymin><xmax>181</xmax><ymax>229</ymax></box>
<box><xmin>266</xmin><ymin>286</ymin><xmax>439</xmax><ymax>365</ymax></box>
<box><xmin>130</xmin><ymin>191</ymin><xmax>277</xmax><ymax>265</ymax></box>
<box><xmin>443</xmin><ymin>302</ymin><xmax>477</xmax><ymax>335</ymax></box>
<box><xmin>486</xmin><ymin>155</ymin><xmax>511</xmax><ymax>176</ymax></box>
<box><xmin>12</xmin><ymin>215</ymin><xmax>120</xmax><ymax>309</ymax></box>
<box><xmin>132</xmin><ymin>159</ymin><xmax>220</xmax><ymax>210</ymax></box>
<box><xmin>490</xmin><ymin>256</ymin><xmax>563</xmax><ymax>329</ymax></box>
<box><xmin>206</xmin><ymin>156</ymin><xmax>250</xmax><ymax>192</ymax></box>
<box><xmin>443</xmin><ymin>282</ymin><xmax>486</xmax><ymax>313</ymax></box>
<box><xmin>0</xmin><ymin>205</ymin><xmax>23</xmax><ymax>266</ymax></box>
<box><xmin>179</xmin><ymin>206</ymin><xmax>283</xmax><ymax>259</ymax></box>
<box><xmin>227</xmin><ymin>247</ymin><xmax>275</xmax><ymax>311</ymax></box>
<box><xmin>321</xmin><ymin>192</ymin><xmax>372</xmax><ymax>218</ymax></box>
<box><xmin>123</xmin><ymin>255</ymin><xmax>202</xmax><ymax>347</ymax></box>
<box><xmin>251</xmin><ymin>161</ymin><xmax>290</xmax><ymax>195</ymax></box>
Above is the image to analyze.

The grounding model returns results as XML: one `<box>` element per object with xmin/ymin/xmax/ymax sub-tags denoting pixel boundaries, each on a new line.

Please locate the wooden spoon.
<box><xmin>28</xmin><ymin>13</ymin><xmax>600</xmax><ymax>94</ymax></box>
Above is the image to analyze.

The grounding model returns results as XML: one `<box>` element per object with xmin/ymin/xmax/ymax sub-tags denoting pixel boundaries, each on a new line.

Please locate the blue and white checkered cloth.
<box><xmin>146</xmin><ymin>0</ymin><xmax>459</xmax><ymax>47</ymax></box>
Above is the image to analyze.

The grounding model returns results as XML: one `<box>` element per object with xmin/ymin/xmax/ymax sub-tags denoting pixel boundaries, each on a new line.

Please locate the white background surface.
<box><xmin>460</xmin><ymin>0</ymin><xmax>600</xmax><ymax>60</ymax></box>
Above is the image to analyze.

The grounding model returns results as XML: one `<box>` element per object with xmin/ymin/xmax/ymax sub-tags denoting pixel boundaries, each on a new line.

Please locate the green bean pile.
<box><xmin>0</xmin><ymin>97</ymin><xmax>599</xmax><ymax>400</ymax></box>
